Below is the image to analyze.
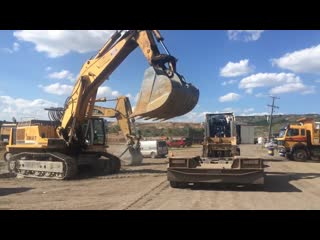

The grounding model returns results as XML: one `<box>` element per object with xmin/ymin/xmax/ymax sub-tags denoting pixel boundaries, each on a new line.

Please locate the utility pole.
<box><xmin>267</xmin><ymin>96</ymin><xmax>279</xmax><ymax>142</ymax></box>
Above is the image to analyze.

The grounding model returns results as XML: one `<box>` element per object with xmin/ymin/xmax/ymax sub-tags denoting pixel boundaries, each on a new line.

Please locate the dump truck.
<box><xmin>277</xmin><ymin>117</ymin><xmax>320</xmax><ymax>161</ymax></box>
<box><xmin>5</xmin><ymin>30</ymin><xmax>199</xmax><ymax>180</ymax></box>
<box><xmin>167</xmin><ymin>112</ymin><xmax>264</xmax><ymax>188</ymax></box>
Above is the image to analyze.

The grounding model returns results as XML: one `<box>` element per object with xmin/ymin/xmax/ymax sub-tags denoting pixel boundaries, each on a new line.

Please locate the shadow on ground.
<box><xmin>187</xmin><ymin>172</ymin><xmax>320</xmax><ymax>193</ymax></box>
<box><xmin>138</xmin><ymin>162</ymin><xmax>168</xmax><ymax>166</ymax></box>
<box><xmin>0</xmin><ymin>187</ymin><xmax>33</xmax><ymax>196</ymax></box>
<box><xmin>74</xmin><ymin>166</ymin><xmax>167</xmax><ymax>180</ymax></box>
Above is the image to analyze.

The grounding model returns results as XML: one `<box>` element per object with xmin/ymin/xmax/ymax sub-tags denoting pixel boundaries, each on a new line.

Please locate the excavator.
<box><xmin>4</xmin><ymin>30</ymin><xmax>199</xmax><ymax>180</ymax></box>
<box><xmin>92</xmin><ymin>96</ymin><xmax>143</xmax><ymax>165</ymax></box>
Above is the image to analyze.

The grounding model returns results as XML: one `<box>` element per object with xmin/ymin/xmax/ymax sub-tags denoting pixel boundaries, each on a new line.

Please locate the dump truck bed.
<box><xmin>167</xmin><ymin>156</ymin><xmax>264</xmax><ymax>188</ymax></box>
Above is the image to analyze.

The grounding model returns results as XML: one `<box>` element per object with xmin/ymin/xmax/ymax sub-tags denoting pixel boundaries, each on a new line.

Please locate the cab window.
<box><xmin>301</xmin><ymin>129</ymin><xmax>305</xmax><ymax>136</ymax></box>
<box><xmin>286</xmin><ymin>129</ymin><xmax>299</xmax><ymax>137</ymax></box>
<box><xmin>93</xmin><ymin>119</ymin><xmax>105</xmax><ymax>145</ymax></box>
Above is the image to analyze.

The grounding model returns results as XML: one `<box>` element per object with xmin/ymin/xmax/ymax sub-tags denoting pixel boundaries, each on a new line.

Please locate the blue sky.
<box><xmin>0</xmin><ymin>30</ymin><xmax>320</xmax><ymax>122</ymax></box>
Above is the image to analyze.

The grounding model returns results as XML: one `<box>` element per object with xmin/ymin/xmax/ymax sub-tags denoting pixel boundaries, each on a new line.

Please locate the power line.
<box><xmin>267</xmin><ymin>96</ymin><xmax>279</xmax><ymax>141</ymax></box>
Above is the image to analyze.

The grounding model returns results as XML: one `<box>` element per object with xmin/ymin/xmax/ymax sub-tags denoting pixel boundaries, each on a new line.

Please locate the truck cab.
<box><xmin>277</xmin><ymin>118</ymin><xmax>320</xmax><ymax>161</ymax></box>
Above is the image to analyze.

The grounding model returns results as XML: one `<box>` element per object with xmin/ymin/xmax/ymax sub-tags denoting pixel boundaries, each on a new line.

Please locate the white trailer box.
<box><xmin>240</xmin><ymin>125</ymin><xmax>255</xmax><ymax>144</ymax></box>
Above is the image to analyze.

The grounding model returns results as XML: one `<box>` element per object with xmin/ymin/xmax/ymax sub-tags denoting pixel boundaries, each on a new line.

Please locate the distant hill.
<box><xmin>129</xmin><ymin>114</ymin><xmax>320</xmax><ymax>138</ymax></box>
<box><xmin>236</xmin><ymin>114</ymin><xmax>320</xmax><ymax>137</ymax></box>
<box><xmin>2</xmin><ymin>114</ymin><xmax>320</xmax><ymax>139</ymax></box>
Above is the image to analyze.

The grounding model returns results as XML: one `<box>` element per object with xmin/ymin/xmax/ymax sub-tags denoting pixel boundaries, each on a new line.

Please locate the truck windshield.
<box><xmin>286</xmin><ymin>129</ymin><xmax>299</xmax><ymax>137</ymax></box>
<box><xmin>278</xmin><ymin>129</ymin><xmax>286</xmax><ymax>138</ymax></box>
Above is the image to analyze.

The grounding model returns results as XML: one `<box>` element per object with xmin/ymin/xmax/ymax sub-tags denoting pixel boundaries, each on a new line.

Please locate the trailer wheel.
<box><xmin>170</xmin><ymin>181</ymin><xmax>188</xmax><ymax>189</ymax></box>
<box><xmin>293</xmin><ymin>149</ymin><xmax>308</xmax><ymax>161</ymax></box>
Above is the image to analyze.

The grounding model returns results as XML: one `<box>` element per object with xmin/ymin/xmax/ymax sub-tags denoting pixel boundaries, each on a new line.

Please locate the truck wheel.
<box><xmin>286</xmin><ymin>154</ymin><xmax>293</xmax><ymax>160</ymax></box>
<box><xmin>3</xmin><ymin>152</ymin><xmax>12</xmax><ymax>162</ymax></box>
<box><xmin>150</xmin><ymin>152</ymin><xmax>156</xmax><ymax>159</ymax></box>
<box><xmin>170</xmin><ymin>181</ymin><xmax>188</xmax><ymax>189</ymax></box>
<box><xmin>293</xmin><ymin>149</ymin><xmax>308</xmax><ymax>161</ymax></box>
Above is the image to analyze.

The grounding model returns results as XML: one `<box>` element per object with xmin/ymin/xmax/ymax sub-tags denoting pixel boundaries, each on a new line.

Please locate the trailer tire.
<box><xmin>170</xmin><ymin>181</ymin><xmax>188</xmax><ymax>189</ymax></box>
<box><xmin>293</xmin><ymin>149</ymin><xmax>308</xmax><ymax>161</ymax></box>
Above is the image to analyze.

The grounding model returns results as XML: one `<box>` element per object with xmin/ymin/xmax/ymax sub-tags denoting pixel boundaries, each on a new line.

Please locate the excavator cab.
<box><xmin>132</xmin><ymin>67</ymin><xmax>199</xmax><ymax>121</ymax></box>
<box><xmin>82</xmin><ymin>118</ymin><xmax>106</xmax><ymax>146</ymax></box>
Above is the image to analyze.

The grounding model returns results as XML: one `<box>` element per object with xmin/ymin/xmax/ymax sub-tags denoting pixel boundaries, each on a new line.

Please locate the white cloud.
<box><xmin>239</xmin><ymin>72</ymin><xmax>315</xmax><ymax>95</ymax></box>
<box><xmin>48</xmin><ymin>70</ymin><xmax>75</xmax><ymax>82</ymax></box>
<box><xmin>239</xmin><ymin>111</ymin><xmax>269</xmax><ymax>116</ymax></box>
<box><xmin>219</xmin><ymin>93</ymin><xmax>241</xmax><ymax>102</ymax></box>
<box><xmin>46</xmin><ymin>66</ymin><xmax>52</xmax><ymax>71</ymax></box>
<box><xmin>13</xmin><ymin>42</ymin><xmax>20</xmax><ymax>51</ymax></box>
<box><xmin>222</xmin><ymin>107</ymin><xmax>269</xmax><ymax>116</ymax></box>
<box><xmin>245</xmin><ymin>88</ymin><xmax>253</xmax><ymax>94</ymax></box>
<box><xmin>126</xmin><ymin>93</ymin><xmax>132</xmax><ymax>98</ymax></box>
<box><xmin>223</xmin><ymin>107</ymin><xmax>237</xmax><ymax>112</ymax></box>
<box><xmin>272</xmin><ymin>44</ymin><xmax>320</xmax><ymax>74</ymax></box>
<box><xmin>221</xmin><ymin>79</ymin><xmax>238</xmax><ymax>86</ymax></box>
<box><xmin>243</xmin><ymin>108</ymin><xmax>254</xmax><ymax>113</ymax></box>
<box><xmin>111</xmin><ymin>91</ymin><xmax>120</xmax><ymax>97</ymax></box>
<box><xmin>170</xmin><ymin>111</ymin><xmax>210</xmax><ymax>123</ymax></box>
<box><xmin>1</xmin><ymin>42</ymin><xmax>20</xmax><ymax>54</ymax></box>
<box><xmin>255</xmin><ymin>93</ymin><xmax>266</xmax><ymax>98</ymax></box>
<box><xmin>227</xmin><ymin>30</ymin><xmax>264</xmax><ymax>42</ymax></box>
<box><xmin>0</xmin><ymin>96</ymin><xmax>58</xmax><ymax>121</ymax></box>
<box><xmin>13</xmin><ymin>30</ymin><xmax>116</xmax><ymax>58</ymax></box>
<box><xmin>220</xmin><ymin>59</ymin><xmax>253</xmax><ymax>77</ymax></box>
<box><xmin>97</xmin><ymin>86</ymin><xmax>112</xmax><ymax>98</ymax></box>
<box><xmin>270</xmin><ymin>83</ymin><xmax>315</xmax><ymax>95</ymax></box>
<box><xmin>39</xmin><ymin>83</ymin><xmax>73</xmax><ymax>96</ymax></box>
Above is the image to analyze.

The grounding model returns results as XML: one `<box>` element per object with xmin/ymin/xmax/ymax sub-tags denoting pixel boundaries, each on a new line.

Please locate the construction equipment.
<box><xmin>0</xmin><ymin>123</ymin><xmax>17</xmax><ymax>148</ymax></box>
<box><xmin>277</xmin><ymin>117</ymin><xmax>320</xmax><ymax>161</ymax></box>
<box><xmin>5</xmin><ymin>30</ymin><xmax>199</xmax><ymax>180</ymax></box>
<box><xmin>167</xmin><ymin>112</ymin><xmax>264</xmax><ymax>188</ymax></box>
<box><xmin>92</xmin><ymin>96</ymin><xmax>143</xmax><ymax>165</ymax></box>
<box><xmin>202</xmin><ymin>113</ymin><xmax>240</xmax><ymax>158</ymax></box>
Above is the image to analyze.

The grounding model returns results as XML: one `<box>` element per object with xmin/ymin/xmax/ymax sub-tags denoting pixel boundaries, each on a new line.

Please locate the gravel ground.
<box><xmin>1</xmin><ymin>144</ymin><xmax>320</xmax><ymax>210</ymax></box>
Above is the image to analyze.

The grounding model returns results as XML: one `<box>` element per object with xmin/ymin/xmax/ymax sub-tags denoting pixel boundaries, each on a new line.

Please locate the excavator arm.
<box><xmin>92</xmin><ymin>96</ymin><xmax>137</xmax><ymax>144</ymax></box>
<box><xmin>56</xmin><ymin>30</ymin><xmax>199</xmax><ymax>144</ymax></box>
<box><xmin>92</xmin><ymin>96</ymin><xmax>143</xmax><ymax>165</ymax></box>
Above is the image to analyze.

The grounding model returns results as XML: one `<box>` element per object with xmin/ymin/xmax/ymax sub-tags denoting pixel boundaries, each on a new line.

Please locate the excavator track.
<box><xmin>99</xmin><ymin>152</ymin><xmax>121</xmax><ymax>174</ymax></box>
<box><xmin>8</xmin><ymin>152</ymin><xmax>78</xmax><ymax>180</ymax></box>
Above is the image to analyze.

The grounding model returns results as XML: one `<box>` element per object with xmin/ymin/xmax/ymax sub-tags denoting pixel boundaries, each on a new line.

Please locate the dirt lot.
<box><xmin>1</xmin><ymin>144</ymin><xmax>320</xmax><ymax>210</ymax></box>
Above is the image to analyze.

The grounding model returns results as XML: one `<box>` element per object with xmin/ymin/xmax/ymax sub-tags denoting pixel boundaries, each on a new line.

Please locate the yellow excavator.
<box><xmin>5</xmin><ymin>30</ymin><xmax>199</xmax><ymax>180</ymax></box>
<box><xmin>92</xmin><ymin>96</ymin><xmax>143</xmax><ymax>165</ymax></box>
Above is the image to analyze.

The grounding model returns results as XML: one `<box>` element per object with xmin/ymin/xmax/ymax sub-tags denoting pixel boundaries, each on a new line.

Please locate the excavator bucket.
<box><xmin>108</xmin><ymin>143</ymin><xmax>143</xmax><ymax>166</ymax></box>
<box><xmin>120</xmin><ymin>145</ymin><xmax>143</xmax><ymax>166</ymax></box>
<box><xmin>131</xmin><ymin>67</ymin><xmax>199</xmax><ymax>120</ymax></box>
